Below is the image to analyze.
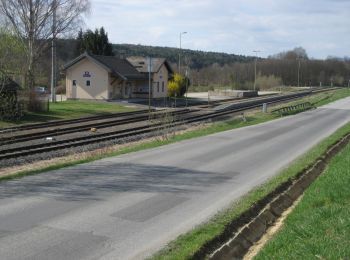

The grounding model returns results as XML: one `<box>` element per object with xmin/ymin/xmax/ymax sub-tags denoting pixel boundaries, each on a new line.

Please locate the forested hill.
<box><xmin>55</xmin><ymin>40</ymin><xmax>254</xmax><ymax>70</ymax></box>
<box><xmin>112</xmin><ymin>44</ymin><xmax>254</xmax><ymax>69</ymax></box>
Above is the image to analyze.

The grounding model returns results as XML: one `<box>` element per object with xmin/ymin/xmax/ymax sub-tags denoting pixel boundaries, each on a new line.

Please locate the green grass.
<box><xmin>255</xmin><ymin>142</ymin><xmax>350</xmax><ymax>259</ymax></box>
<box><xmin>269</xmin><ymin>88</ymin><xmax>350</xmax><ymax>117</ymax></box>
<box><xmin>0</xmin><ymin>100</ymin><xmax>137</xmax><ymax>128</ymax></box>
<box><xmin>150</xmin><ymin>122</ymin><xmax>350</xmax><ymax>260</ymax></box>
<box><xmin>285</xmin><ymin>88</ymin><xmax>350</xmax><ymax>108</ymax></box>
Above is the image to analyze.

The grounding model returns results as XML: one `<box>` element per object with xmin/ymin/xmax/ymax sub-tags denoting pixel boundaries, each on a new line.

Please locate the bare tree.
<box><xmin>0</xmin><ymin>0</ymin><xmax>90</xmax><ymax>89</ymax></box>
<box><xmin>0</xmin><ymin>27</ymin><xmax>25</xmax><ymax>91</ymax></box>
<box><xmin>0</xmin><ymin>27</ymin><xmax>26</xmax><ymax>120</ymax></box>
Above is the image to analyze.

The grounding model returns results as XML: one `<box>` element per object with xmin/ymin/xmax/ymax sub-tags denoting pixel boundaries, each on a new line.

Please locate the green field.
<box><xmin>0</xmin><ymin>100</ymin><xmax>137</xmax><ymax>128</ymax></box>
<box><xmin>256</xmin><ymin>142</ymin><xmax>350</xmax><ymax>259</ymax></box>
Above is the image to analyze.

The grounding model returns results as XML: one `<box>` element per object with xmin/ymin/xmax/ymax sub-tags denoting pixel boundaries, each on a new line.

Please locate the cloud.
<box><xmin>85</xmin><ymin>0</ymin><xmax>350</xmax><ymax>59</ymax></box>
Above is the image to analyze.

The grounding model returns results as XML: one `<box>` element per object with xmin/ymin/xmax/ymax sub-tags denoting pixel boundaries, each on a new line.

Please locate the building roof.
<box><xmin>63</xmin><ymin>52</ymin><xmax>147</xmax><ymax>80</ymax></box>
<box><xmin>91</xmin><ymin>54</ymin><xmax>147</xmax><ymax>80</ymax></box>
<box><xmin>126</xmin><ymin>57</ymin><xmax>174</xmax><ymax>74</ymax></box>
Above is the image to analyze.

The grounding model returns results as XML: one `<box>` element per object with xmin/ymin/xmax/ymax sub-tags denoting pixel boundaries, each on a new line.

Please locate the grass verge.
<box><xmin>286</xmin><ymin>88</ymin><xmax>350</xmax><ymax>107</ymax></box>
<box><xmin>150</xmin><ymin>122</ymin><xmax>350</xmax><ymax>260</ymax></box>
<box><xmin>255</xmin><ymin>142</ymin><xmax>350</xmax><ymax>259</ymax></box>
<box><xmin>0</xmin><ymin>112</ymin><xmax>276</xmax><ymax>182</ymax></box>
<box><xmin>0</xmin><ymin>100</ymin><xmax>137</xmax><ymax>128</ymax></box>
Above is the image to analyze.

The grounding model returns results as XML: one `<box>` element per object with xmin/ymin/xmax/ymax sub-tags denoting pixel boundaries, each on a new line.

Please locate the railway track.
<box><xmin>0</xmin><ymin>88</ymin><xmax>336</xmax><ymax>161</ymax></box>
<box><xmin>0</xmin><ymin>94</ymin><xmax>273</xmax><ymax>134</ymax></box>
<box><xmin>0</xmin><ymin>109</ymin><xmax>154</xmax><ymax>133</ymax></box>
<box><xmin>0</xmin><ymin>109</ymin><xmax>193</xmax><ymax>145</ymax></box>
<box><xmin>0</xmin><ymin>95</ymin><xmax>280</xmax><ymax>145</ymax></box>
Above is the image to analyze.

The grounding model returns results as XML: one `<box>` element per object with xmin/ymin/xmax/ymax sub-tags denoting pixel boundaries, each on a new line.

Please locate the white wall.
<box><xmin>66</xmin><ymin>58</ymin><xmax>109</xmax><ymax>100</ymax></box>
<box><xmin>152</xmin><ymin>64</ymin><xmax>169</xmax><ymax>98</ymax></box>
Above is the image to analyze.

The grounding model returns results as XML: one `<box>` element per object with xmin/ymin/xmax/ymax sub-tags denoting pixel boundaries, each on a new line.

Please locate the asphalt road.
<box><xmin>1</xmin><ymin>97</ymin><xmax>350</xmax><ymax>260</ymax></box>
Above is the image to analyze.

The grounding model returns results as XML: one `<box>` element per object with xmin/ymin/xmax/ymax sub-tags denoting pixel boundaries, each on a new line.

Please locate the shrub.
<box><xmin>168</xmin><ymin>73</ymin><xmax>190</xmax><ymax>97</ymax></box>
<box><xmin>256</xmin><ymin>74</ymin><xmax>282</xmax><ymax>90</ymax></box>
<box><xmin>56</xmin><ymin>85</ymin><xmax>66</xmax><ymax>94</ymax></box>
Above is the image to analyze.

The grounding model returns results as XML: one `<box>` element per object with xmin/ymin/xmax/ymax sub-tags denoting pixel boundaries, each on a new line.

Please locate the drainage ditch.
<box><xmin>191</xmin><ymin>132</ymin><xmax>350</xmax><ymax>260</ymax></box>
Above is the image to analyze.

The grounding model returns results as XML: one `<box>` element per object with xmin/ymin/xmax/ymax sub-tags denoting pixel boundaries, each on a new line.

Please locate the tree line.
<box><xmin>112</xmin><ymin>44</ymin><xmax>254</xmax><ymax>69</ymax></box>
<box><xmin>189</xmin><ymin>48</ymin><xmax>350</xmax><ymax>89</ymax></box>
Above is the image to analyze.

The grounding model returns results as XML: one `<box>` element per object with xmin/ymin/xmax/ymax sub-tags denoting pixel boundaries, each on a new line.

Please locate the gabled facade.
<box><xmin>127</xmin><ymin>57</ymin><xmax>173</xmax><ymax>99</ymax></box>
<box><xmin>63</xmin><ymin>52</ymin><xmax>173</xmax><ymax>100</ymax></box>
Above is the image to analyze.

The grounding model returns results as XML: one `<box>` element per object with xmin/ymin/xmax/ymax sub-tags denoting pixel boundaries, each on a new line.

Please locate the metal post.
<box><xmin>148</xmin><ymin>57</ymin><xmax>152</xmax><ymax>119</ymax></box>
<box><xmin>178</xmin><ymin>32</ymin><xmax>187</xmax><ymax>74</ymax></box>
<box><xmin>253</xmin><ymin>50</ymin><xmax>260</xmax><ymax>91</ymax></box>
<box><xmin>185</xmin><ymin>69</ymin><xmax>189</xmax><ymax>108</ymax></box>
<box><xmin>297</xmin><ymin>58</ymin><xmax>301</xmax><ymax>87</ymax></box>
<box><xmin>178</xmin><ymin>33</ymin><xmax>181</xmax><ymax>74</ymax></box>
<box><xmin>51</xmin><ymin>0</ymin><xmax>57</xmax><ymax>103</ymax></box>
<box><xmin>254</xmin><ymin>57</ymin><xmax>257</xmax><ymax>91</ymax></box>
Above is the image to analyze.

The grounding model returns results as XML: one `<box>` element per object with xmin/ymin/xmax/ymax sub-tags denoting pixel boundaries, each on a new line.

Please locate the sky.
<box><xmin>84</xmin><ymin>0</ymin><xmax>350</xmax><ymax>59</ymax></box>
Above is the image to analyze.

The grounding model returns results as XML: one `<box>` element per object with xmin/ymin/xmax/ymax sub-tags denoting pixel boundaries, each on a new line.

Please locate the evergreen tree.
<box><xmin>76</xmin><ymin>27</ymin><xmax>114</xmax><ymax>56</ymax></box>
<box><xmin>75</xmin><ymin>29</ymin><xmax>84</xmax><ymax>56</ymax></box>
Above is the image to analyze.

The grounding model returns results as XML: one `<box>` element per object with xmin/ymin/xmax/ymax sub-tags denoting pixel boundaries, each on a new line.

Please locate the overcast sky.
<box><xmin>85</xmin><ymin>0</ymin><xmax>350</xmax><ymax>59</ymax></box>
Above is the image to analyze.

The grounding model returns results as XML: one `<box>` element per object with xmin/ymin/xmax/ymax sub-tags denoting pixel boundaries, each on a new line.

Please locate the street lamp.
<box><xmin>148</xmin><ymin>57</ymin><xmax>152</xmax><ymax>119</ymax></box>
<box><xmin>51</xmin><ymin>0</ymin><xmax>57</xmax><ymax>103</ymax></box>
<box><xmin>185</xmin><ymin>69</ymin><xmax>189</xmax><ymax>107</ymax></box>
<box><xmin>297</xmin><ymin>57</ymin><xmax>302</xmax><ymax>87</ymax></box>
<box><xmin>253</xmin><ymin>50</ymin><xmax>260</xmax><ymax>91</ymax></box>
<box><xmin>178</xmin><ymin>31</ymin><xmax>187</xmax><ymax>74</ymax></box>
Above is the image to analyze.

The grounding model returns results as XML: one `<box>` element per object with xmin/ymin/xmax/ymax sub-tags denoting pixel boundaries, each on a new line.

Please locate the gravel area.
<box><xmin>0</xmin><ymin>120</ymin><xmax>153</xmax><ymax>152</ymax></box>
<box><xmin>0</xmin><ymin>110</ymin><xmax>207</xmax><ymax>153</ymax></box>
<box><xmin>0</xmin><ymin>122</ymin><xmax>204</xmax><ymax>169</ymax></box>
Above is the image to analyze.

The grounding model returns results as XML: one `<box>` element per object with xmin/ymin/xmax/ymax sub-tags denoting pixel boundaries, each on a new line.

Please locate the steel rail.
<box><xmin>0</xmin><ymin>109</ymin><xmax>192</xmax><ymax>145</ymax></box>
<box><xmin>0</xmin><ymin>109</ymin><xmax>153</xmax><ymax>133</ymax></box>
<box><xmin>0</xmin><ymin>95</ymin><xmax>282</xmax><ymax>144</ymax></box>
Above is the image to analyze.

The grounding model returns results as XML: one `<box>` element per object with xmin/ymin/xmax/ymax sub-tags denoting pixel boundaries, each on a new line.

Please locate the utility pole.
<box><xmin>51</xmin><ymin>0</ymin><xmax>57</xmax><ymax>102</ymax></box>
<box><xmin>51</xmin><ymin>0</ymin><xmax>57</xmax><ymax>103</ymax></box>
<box><xmin>297</xmin><ymin>57</ymin><xmax>301</xmax><ymax>87</ymax></box>
<box><xmin>253</xmin><ymin>50</ymin><xmax>260</xmax><ymax>91</ymax></box>
<box><xmin>178</xmin><ymin>32</ymin><xmax>187</xmax><ymax>75</ymax></box>
<box><xmin>185</xmin><ymin>69</ymin><xmax>189</xmax><ymax>108</ymax></box>
<box><xmin>148</xmin><ymin>57</ymin><xmax>152</xmax><ymax>119</ymax></box>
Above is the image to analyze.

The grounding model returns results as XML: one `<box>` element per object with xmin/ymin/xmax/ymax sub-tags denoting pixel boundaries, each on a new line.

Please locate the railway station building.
<box><xmin>63</xmin><ymin>52</ymin><xmax>173</xmax><ymax>100</ymax></box>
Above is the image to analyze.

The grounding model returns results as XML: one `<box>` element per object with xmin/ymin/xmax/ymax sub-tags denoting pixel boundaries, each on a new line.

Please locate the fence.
<box><xmin>272</xmin><ymin>102</ymin><xmax>314</xmax><ymax>116</ymax></box>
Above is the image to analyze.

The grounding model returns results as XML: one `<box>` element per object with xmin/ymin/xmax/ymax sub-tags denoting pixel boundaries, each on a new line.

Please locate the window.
<box><xmin>162</xmin><ymin>82</ymin><xmax>165</xmax><ymax>92</ymax></box>
<box><xmin>72</xmin><ymin>80</ymin><xmax>76</xmax><ymax>86</ymax></box>
<box><xmin>86</xmin><ymin>80</ymin><xmax>90</xmax><ymax>86</ymax></box>
<box><xmin>157</xmin><ymin>82</ymin><xmax>160</xmax><ymax>92</ymax></box>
